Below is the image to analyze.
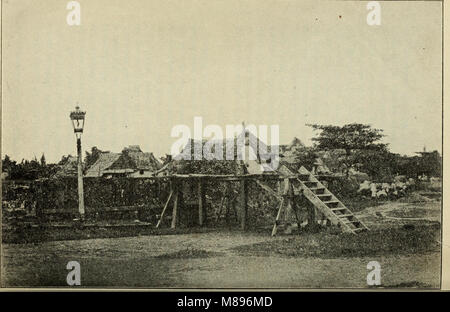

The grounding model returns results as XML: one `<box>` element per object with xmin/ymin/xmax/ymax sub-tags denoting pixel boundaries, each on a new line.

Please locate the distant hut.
<box><xmin>84</xmin><ymin>146</ymin><xmax>162</xmax><ymax>178</ymax></box>
<box><xmin>84</xmin><ymin>152</ymin><xmax>121</xmax><ymax>177</ymax></box>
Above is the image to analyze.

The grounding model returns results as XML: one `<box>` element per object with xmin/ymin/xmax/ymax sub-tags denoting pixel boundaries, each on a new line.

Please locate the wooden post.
<box><xmin>171</xmin><ymin>181</ymin><xmax>179</xmax><ymax>229</ymax></box>
<box><xmin>198</xmin><ymin>179</ymin><xmax>204</xmax><ymax>226</ymax></box>
<box><xmin>307</xmin><ymin>202</ymin><xmax>317</xmax><ymax>232</ymax></box>
<box><xmin>156</xmin><ymin>189</ymin><xmax>173</xmax><ymax>228</ymax></box>
<box><xmin>216</xmin><ymin>196</ymin><xmax>225</xmax><ymax>223</ymax></box>
<box><xmin>272</xmin><ymin>178</ymin><xmax>291</xmax><ymax>236</ymax></box>
<box><xmin>240</xmin><ymin>178</ymin><xmax>248</xmax><ymax>230</ymax></box>
<box><xmin>231</xmin><ymin>196</ymin><xmax>238</xmax><ymax>222</ymax></box>
<box><xmin>284</xmin><ymin>184</ymin><xmax>293</xmax><ymax>231</ymax></box>
<box><xmin>202</xmin><ymin>182</ymin><xmax>207</xmax><ymax>223</ymax></box>
<box><xmin>225</xmin><ymin>182</ymin><xmax>233</xmax><ymax>224</ymax></box>
<box><xmin>291</xmin><ymin>191</ymin><xmax>301</xmax><ymax>227</ymax></box>
<box><xmin>36</xmin><ymin>181</ymin><xmax>44</xmax><ymax>222</ymax></box>
<box><xmin>271</xmin><ymin>197</ymin><xmax>284</xmax><ymax>236</ymax></box>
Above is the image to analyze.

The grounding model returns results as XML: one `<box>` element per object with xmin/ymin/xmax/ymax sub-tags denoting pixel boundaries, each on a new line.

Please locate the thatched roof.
<box><xmin>108</xmin><ymin>146</ymin><xmax>162</xmax><ymax>172</ymax></box>
<box><xmin>174</xmin><ymin>130</ymin><xmax>277</xmax><ymax>161</ymax></box>
<box><xmin>164</xmin><ymin>130</ymin><xmax>280</xmax><ymax>175</ymax></box>
<box><xmin>84</xmin><ymin>146</ymin><xmax>162</xmax><ymax>177</ymax></box>
<box><xmin>84</xmin><ymin>152</ymin><xmax>121</xmax><ymax>177</ymax></box>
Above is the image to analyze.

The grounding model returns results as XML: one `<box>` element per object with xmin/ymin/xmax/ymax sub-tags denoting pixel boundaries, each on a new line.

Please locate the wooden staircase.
<box><xmin>256</xmin><ymin>165</ymin><xmax>369</xmax><ymax>235</ymax></box>
<box><xmin>292</xmin><ymin>166</ymin><xmax>369</xmax><ymax>234</ymax></box>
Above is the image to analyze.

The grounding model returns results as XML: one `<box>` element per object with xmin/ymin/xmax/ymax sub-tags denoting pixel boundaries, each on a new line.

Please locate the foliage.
<box><xmin>307</xmin><ymin>123</ymin><xmax>387</xmax><ymax>176</ymax></box>
<box><xmin>2</xmin><ymin>154</ymin><xmax>57</xmax><ymax>180</ymax></box>
<box><xmin>308</xmin><ymin>123</ymin><xmax>386</xmax><ymax>152</ymax></box>
<box><xmin>40</xmin><ymin>154</ymin><xmax>46</xmax><ymax>166</ymax></box>
<box><xmin>415</xmin><ymin>151</ymin><xmax>442</xmax><ymax>178</ymax></box>
<box><xmin>84</xmin><ymin>146</ymin><xmax>104</xmax><ymax>169</ymax></box>
<box><xmin>352</xmin><ymin>149</ymin><xmax>397</xmax><ymax>181</ymax></box>
<box><xmin>58</xmin><ymin>154</ymin><xmax>73</xmax><ymax>165</ymax></box>
<box><xmin>305</xmin><ymin>123</ymin><xmax>442</xmax><ymax>181</ymax></box>
<box><xmin>281</xmin><ymin>146</ymin><xmax>317</xmax><ymax>172</ymax></box>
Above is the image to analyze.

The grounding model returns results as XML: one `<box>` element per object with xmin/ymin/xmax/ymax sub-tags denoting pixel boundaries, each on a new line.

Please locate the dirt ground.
<box><xmin>1</xmin><ymin>198</ymin><xmax>442</xmax><ymax>289</ymax></box>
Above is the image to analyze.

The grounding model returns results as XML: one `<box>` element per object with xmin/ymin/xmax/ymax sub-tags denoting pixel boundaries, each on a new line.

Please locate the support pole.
<box><xmin>198</xmin><ymin>179</ymin><xmax>205</xmax><ymax>226</ymax></box>
<box><xmin>156</xmin><ymin>189</ymin><xmax>173</xmax><ymax>228</ymax></box>
<box><xmin>216</xmin><ymin>196</ymin><xmax>225</xmax><ymax>223</ymax></box>
<box><xmin>307</xmin><ymin>202</ymin><xmax>317</xmax><ymax>232</ymax></box>
<box><xmin>291</xmin><ymin>191</ymin><xmax>301</xmax><ymax>227</ymax></box>
<box><xmin>171</xmin><ymin>181</ymin><xmax>179</xmax><ymax>229</ymax></box>
<box><xmin>225</xmin><ymin>182</ymin><xmax>232</xmax><ymax>224</ymax></box>
<box><xmin>76</xmin><ymin>138</ymin><xmax>85</xmax><ymax>218</ymax></box>
<box><xmin>240</xmin><ymin>178</ymin><xmax>248</xmax><ymax>230</ymax></box>
<box><xmin>271</xmin><ymin>178</ymin><xmax>290</xmax><ymax>236</ymax></box>
<box><xmin>271</xmin><ymin>198</ymin><xmax>284</xmax><ymax>236</ymax></box>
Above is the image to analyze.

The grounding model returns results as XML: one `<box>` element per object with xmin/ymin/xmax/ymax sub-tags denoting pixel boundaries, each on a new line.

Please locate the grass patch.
<box><xmin>341</xmin><ymin>196</ymin><xmax>385</xmax><ymax>213</ymax></box>
<box><xmin>385</xmin><ymin>281</ymin><xmax>432</xmax><ymax>288</ymax></box>
<box><xmin>1</xmin><ymin>225</ymin><xmax>219</xmax><ymax>244</ymax></box>
<box><xmin>231</xmin><ymin>224</ymin><xmax>440</xmax><ymax>259</ymax></box>
<box><xmin>155</xmin><ymin>249</ymin><xmax>224</xmax><ymax>259</ymax></box>
<box><xmin>386</xmin><ymin>207</ymin><xmax>434</xmax><ymax>219</ymax></box>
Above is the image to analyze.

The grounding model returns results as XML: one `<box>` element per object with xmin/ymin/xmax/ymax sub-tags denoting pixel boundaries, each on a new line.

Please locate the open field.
<box><xmin>1</xmin><ymin>199</ymin><xmax>441</xmax><ymax>288</ymax></box>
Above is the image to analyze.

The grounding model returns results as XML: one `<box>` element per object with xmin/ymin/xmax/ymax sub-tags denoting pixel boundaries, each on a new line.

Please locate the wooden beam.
<box><xmin>86</xmin><ymin>172</ymin><xmax>308</xmax><ymax>182</ymax></box>
<box><xmin>168</xmin><ymin>173</ymin><xmax>295</xmax><ymax>180</ymax></box>
<box><xmin>156</xmin><ymin>190</ymin><xmax>173</xmax><ymax>228</ymax></box>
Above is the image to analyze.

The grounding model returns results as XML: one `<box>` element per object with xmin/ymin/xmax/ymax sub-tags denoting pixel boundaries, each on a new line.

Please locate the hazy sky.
<box><xmin>2</xmin><ymin>0</ymin><xmax>442</xmax><ymax>163</ymax></box>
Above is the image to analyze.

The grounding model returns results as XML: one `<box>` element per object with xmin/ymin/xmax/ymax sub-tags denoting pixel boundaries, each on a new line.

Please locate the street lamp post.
<box><xmin>70</xmin><ymin>106</ymin><xmax>86</xmax><ymax>219</ymax></box>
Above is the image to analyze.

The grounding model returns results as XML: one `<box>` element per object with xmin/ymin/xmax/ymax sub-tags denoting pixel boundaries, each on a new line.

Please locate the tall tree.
<box><xmin>2</xmin><ymin>155</ymin><xmax>16</xmax><ymax>172</ymax></box>
<box><xmin>307</xmin><ymin>123</ymin><xmax>387</xmax><ymax>176</ymax></box>
<box><xmin>40</xmin><ymin>153</ymin><xmax>46</xmax><ymax>166</ymax></box>
<box><xmin>84</xmin><ymin>146</ymin><xmax>103</xmax><ymax>169</ymax></box>
<box><xmin>59</xmin><ymin>154</ymin><xmax>73</xmax><ymax>165</ymax></box>
<box><xmin>417</xmin><ymin>150</ymin><xmax>442</xmax><ymax>178</ymax></box>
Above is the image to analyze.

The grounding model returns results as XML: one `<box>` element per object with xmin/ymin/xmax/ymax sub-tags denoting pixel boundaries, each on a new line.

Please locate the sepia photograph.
<box><xmin>0</xmin><ymin>0</ymin><xmax>444</xmax><ymax>290</ymax></box>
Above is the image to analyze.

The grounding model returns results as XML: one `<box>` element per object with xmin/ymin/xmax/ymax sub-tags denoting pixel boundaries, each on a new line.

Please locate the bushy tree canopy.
<box><xmin>307</xmin><ymin>123</ymin><xmax>387</xmax><ymax>176</ymax></box>
<box><xmin>307</xmin><ymin>123</ymin><xmax>387</xmax><ymax>153</ymax></box>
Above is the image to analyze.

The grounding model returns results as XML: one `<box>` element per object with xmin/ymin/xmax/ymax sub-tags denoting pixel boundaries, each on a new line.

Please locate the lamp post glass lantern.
<box><xmin>70</xmin><ymin>106</ymin><xmax>86</xmax><ymax>219</ymax></box>
<box><xmin>70</xmin><ymin>106</ymin><xmax>86</xmax><ymax>138</ymax></box>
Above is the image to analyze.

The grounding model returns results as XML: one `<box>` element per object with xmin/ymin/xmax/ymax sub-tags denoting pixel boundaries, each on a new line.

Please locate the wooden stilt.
<box><xmin>156</xmin><ymin>189</ymin><xmax>174</xmax><ymax>228</ymax></box>
<box><xmin>271</xmin><ymin>197</ymin><xmax>284</xmax><ymax>236</ymax></box>
<box><xmin>225</xmin><ymin>197</ymin><xmax>230</xmax><ymax>225</ymax></box>
<box><xmin>227</xmin><ymin>183</ymin><xmax>238</xmax><ymax>223</ymax></box>
<box><xmin>240</xmin><ymin>178</ymin><xmax>248</xmax><ymax>230</ymax></box>
<box><xmin>231</xmin><ymin>196</ymin><xmax>238</xmax><ymax>222</ymax></box>
<box><xmin>271</xmin><ymin>178</ymin><xmax>290</xmax><ymax>236</ymax></box>
<box><xmin>198</xmin><ymin>179</ymin><xmax>204</xmax><ymax>226</ymax></box>
<box><xmin>216</xmin><ymin>196</ymin><xmax>225</xmax><ymax>222</ymax></box>
<box><xmin>307</xmin><ymin>203</ymin><xmax>317</xmax><ymax>232</ymax></box>
<box><xmin>171</xmin><ymin>183</ymin><xmax>179</xmax><ymax>229</ymax></box>
<box><xmin>291</xmin><ymin>190</ymin><xmax>301</xmax><ymax>227</ymax></box>
<box><xmin>284</xmin><ymin>196</ymin><xmax>292</xmax><ymax>223</ymax></box>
